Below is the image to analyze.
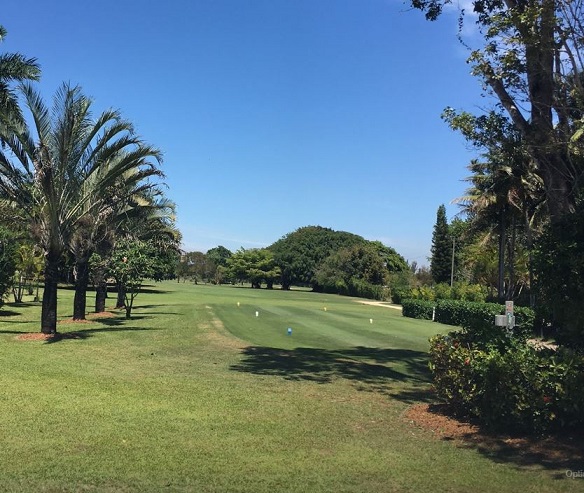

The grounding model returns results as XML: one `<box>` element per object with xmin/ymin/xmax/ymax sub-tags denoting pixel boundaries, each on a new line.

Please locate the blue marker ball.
<box><xmin>287</xmin><ymin>327</ymin><xmax>292</xmax><ymax>335</ymax></box>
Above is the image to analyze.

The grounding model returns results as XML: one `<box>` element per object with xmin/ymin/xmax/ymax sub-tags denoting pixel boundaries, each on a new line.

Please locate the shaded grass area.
<box><xmin>0</xmin><ymin>282</ymin><xmax>581</xmax><ymax>492</ymax></box>
<box><xmin>231</xmin><ymin>346</ymin><xmax>430</xmax><ymax>384</ymax></box>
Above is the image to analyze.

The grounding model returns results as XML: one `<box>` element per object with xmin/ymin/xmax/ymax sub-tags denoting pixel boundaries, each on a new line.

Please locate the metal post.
<box><xmin>450</xmin><ymin>237</ymin><xmax>456</xmax><ymax>287</ymax></box>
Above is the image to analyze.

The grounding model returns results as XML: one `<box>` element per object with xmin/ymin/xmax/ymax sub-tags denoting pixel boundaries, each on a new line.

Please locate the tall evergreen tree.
<box><xmin>430</xmin><ymin>204</ymin><xmax>451</xmax><ymax>284</ymax></box>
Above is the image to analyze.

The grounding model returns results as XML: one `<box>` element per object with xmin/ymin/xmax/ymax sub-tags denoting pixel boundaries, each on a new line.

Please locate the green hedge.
<box><xmin>401</xmin><ymin>299</ymin><xmax>434</xmax><ymax>320</ymax></box>
<box><xmin>402</xmin><ymin>298</ymin><xmax>535</xmax><ymax>342</ymax></box>
<box><xmin>430</xmin><ymin>332</ymin><xmax>584</xmax><ymax>433</ymax></box>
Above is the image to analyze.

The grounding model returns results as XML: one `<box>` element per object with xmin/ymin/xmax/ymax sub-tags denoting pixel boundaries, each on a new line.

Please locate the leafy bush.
<box><xmin>409</xmin><ymin>282</ymin><xmax>487</xmax><ymax>303</ymax></box>
<box><xmin>402</xmin><ymin>299</ymin><xmax>434</xmax><ymax>320</ymax></box>
<box><xmin>430</xmin><ymin>332</ymin><xmax>584</xmax><ymax>433</ymax></box>
<box><xmin>450</xmin><ymin>281</ymin><xmax>488</xmax><ymax>302</ymax></box>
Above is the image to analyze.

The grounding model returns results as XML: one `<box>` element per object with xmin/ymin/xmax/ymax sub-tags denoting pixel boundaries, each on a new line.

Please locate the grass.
<box><xmin>0</xmin><ymin>282</ymin><xmax>580</xmax><ymax>492</ymax></box>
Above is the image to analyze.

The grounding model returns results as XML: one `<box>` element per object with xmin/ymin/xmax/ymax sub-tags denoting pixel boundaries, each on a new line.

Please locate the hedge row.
<box><xmin>402</xmin><ymin>298</ymin><xmax>535</xmax><ymax>341</ymax></box>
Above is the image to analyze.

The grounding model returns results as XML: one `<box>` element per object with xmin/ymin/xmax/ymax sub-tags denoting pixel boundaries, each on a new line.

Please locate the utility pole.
<box><xmin>450</xmin><ymin>236</ymin><xmax>456</xmax><ymax>287</ymax></box>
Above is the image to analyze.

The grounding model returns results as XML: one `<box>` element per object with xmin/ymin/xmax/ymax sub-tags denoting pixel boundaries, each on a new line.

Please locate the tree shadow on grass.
<box><xmin>44</xmin><ymin>326</ymin><xmax>159</xmax><ymax>344</ymax></box>
<box><xmin>0</xmin><ymin>309</ymin><xmax>25</xmax><ymax>317</ymax></box>
<box><xmin>461</xmin><ymin>431</ymin><xmax>584</xmax><ymax>476</ymax></box>
<box><xmin>88</xmin><ymin>315</ymin><xmax>153</xmax><ymax>327</ymax></box>
<box><xmin>230</xmin><ymin>346</ymin><xmax>432</xmax><ymax>389</ymax></box>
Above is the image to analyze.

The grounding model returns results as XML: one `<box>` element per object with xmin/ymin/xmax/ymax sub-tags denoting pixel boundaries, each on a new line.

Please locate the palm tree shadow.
<box><xmin>0</xmin><ymin>310</ymin><xmax>24</xmax><ymax>317</ymax></box>
<box><xmin>44</xmin><ymin>326</ymin><xmax>158</xmax><ymax>344</ymax></box>
<box><xmin>230</xmin><ymin>346</ymin><xmax>432</xmax><ymax>390</ymax></box>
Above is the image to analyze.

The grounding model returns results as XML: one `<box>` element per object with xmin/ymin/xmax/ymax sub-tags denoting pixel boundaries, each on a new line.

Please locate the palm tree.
<box><xmin>0</xmin><ymin>82</ymin><xmax>162</xmax><ymax>333</ymax></box>
<box><xmin>455</xmin><ymin>151</ymin><xmax>545</xmax><ymax>303</ymax></box>
<box><xmin>0</xmin><ymin>26</ymin><xmax>40</xmax><ymax>135</ymax></box>
<box><xmin>70</xmin><ymin>155</ymin><xmax>165</xmax><ymax>320</ymax></box>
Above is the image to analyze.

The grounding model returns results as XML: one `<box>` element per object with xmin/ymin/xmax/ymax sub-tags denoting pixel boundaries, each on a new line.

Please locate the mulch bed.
<box><xmin>406</xmin><ymin>403</ymin><xmax>584</xmax><ymax>469</ymax></box>
<box><xmin>15</xmin><ymin>311</ymin><xmax>119</xmax><ymax>341</ymax></box>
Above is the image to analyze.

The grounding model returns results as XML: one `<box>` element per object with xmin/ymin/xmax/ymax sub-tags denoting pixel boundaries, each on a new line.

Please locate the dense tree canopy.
<box><xmin>314</xmin><ymin>243</ymin><xmax>390</xmax><ymax>300</ymax></box>
<box><xmin>411</xmin><ymin>0</ymin><xmax>584</xmax><ymax>222</ymax></box>
<box><xmin>269</xmin><ymin>226</ymin><xmax>367</xmax><ymax>290</ymax></box>
<box><xmin>227</xmin><ymin>248</ymin><xmax>281</xmax><ymax>289</ymax></box>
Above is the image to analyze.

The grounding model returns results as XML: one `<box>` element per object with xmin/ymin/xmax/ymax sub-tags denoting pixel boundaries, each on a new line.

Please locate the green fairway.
<box><xmin>0</xmin><ymin>282</ymin><xmax>579</xmax><ymax>492</ymax></box>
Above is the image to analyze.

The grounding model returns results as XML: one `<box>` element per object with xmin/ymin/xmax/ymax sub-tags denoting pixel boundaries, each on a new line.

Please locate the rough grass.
<box><xmin>0</xmin><ymin>282</ymin><xmax>580</xmax><ymax>492</ymax></box>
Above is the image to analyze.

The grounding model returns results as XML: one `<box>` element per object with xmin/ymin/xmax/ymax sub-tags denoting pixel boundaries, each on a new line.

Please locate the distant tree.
<box><xmin>206</xmin><ymin>246</ymin><xmax>232</xmax><ymax>284</ymax></box>
<box><xmin>270</xmin><ymin>226</ymin><xmax>366</xmax><ymax>289</ymax></box>
<box><xmin>369</xmin><ymin>241</ymin><xmax>409</xmax><ymax>273</ymax></box>
<box><xmin>207</xmin><ymin>245</ymin><xmax>232</xmax><ymax>268</ymax></box>
<box><xmin>314</xmin><ymin>243</ymin><xmax>390</xmax><ymax>299</ymax></box>
<box><xmin>412</xmin><ymin>262</ymin><xmax>433</xmax><ymax>286</ymax></box>
<box><xmin>227</xmin><ymin>248</ymin><xmax>281</xmax><ymax>289</ymax></box>
<box><xmin>430</xmin><ymin>205</ymin><xmax>452</xmax><ymax>284</ymax></box>
<box><xmin>190</xmin><ymin>251</ymin><xmax>211</xmax><ymax>283</ymax></box>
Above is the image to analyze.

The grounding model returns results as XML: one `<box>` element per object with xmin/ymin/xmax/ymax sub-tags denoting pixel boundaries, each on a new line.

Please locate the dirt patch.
<box><xmin>59</xmin><ymin>311</ymin><xmax>118</xmax><ymax>324</ymax></box>
<box><xmin>16</xmin><ymin>333</ymin><xmax>55</xmax><ymax>341</ymax></box>
<box><xmin>406</xmin><ymin>403</ymin><xmax>479</xmax><ymax>438</ymax></box>
<box><xmin>405</xmin><ymin>403</ymin><xmax>584</xmax><ymax>469</ymax></box>
<box><xmin>15</xmin><ymin>332</ymin><xmax>85</xmax><ymax>341</ymax></box>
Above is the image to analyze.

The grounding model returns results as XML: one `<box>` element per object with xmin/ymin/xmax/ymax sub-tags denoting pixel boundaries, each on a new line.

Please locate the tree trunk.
<box><xmin>116</xmin><ymin>281</ymin><xmax>126</xmax><ymax>308</ymax></box>
<box><xmin>41</xmin><ymin>252</ymin><xmax>60</xmax><ymax>334</ymax></box>
<box><xmin>73</xmin><ymin>257</ymin><xmax>90</xmax><ymax>320</ymax></box>
<box><xmin>538</xmin><ymin>151</ymin><xmax>576</xmax><ymax>223</ymax></box>
<box><xmin>93</xmin><ymin>265</ymin><xmax>108</xmax><ymax>313</ymax></box>
<box><xmin>525</xmin><ymin>210</ymin><xmax>536</xmax><ymax>309</ymax></box>
<box><xmin>95</xmin><ymin>282</ymin><xmax>107</xmax><ymax>313</ymax></box>
<box><xmin>507</xmin><ymin>215</ymin><xmax>516</xmax><ymax>301</ymax></box>
<box><xmin>497</xmin><ymin>209</ymin><xmax>506</xmax><ymax>304</ymax></box>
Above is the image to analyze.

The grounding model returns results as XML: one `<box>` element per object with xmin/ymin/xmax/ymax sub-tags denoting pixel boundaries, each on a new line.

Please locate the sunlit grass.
<box><xmin>0</xmin><ymin>282</ymin><xmax>577</xmax><ymax>492</ymax></box>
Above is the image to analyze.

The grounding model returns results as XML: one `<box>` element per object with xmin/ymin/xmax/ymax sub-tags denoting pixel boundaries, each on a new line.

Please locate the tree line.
<box><xmin>177</xmin><ymin>226</ymin><xmax>409</xmax><ymax>300</ymax></box>
<box><xmin>0</xmin><ymin>26</ymin><xmax>180</xmax><ymax>333</ymax></box>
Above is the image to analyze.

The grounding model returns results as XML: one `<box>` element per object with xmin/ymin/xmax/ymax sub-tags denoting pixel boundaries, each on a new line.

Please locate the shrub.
<box><xmin>410</xmin><ymin>285</ymin><xmax>435</xmax><ymax>301</ymax></box>
<box><xmin>402</xmin><ymin>299</ymin><xmax>434</xmax><ymax>320</ymax></box>
<box><xmin>430</xmin><ymin>332</ymin><xmax>584</xmax><ymax>433</ymax></box>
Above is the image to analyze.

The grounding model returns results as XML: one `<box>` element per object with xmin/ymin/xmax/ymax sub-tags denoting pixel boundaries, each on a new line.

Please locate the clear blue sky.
<box><xmin>3</xmin><ymin>0</ymin><xmax>486</xmax><ymax>265</ymax></box>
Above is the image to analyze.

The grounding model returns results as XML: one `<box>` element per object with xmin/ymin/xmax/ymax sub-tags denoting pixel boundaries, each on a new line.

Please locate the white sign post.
<box><xmin>505</xmin><ymin>301</ymin><xmax>515</xmax><ymax>334</ymax></box>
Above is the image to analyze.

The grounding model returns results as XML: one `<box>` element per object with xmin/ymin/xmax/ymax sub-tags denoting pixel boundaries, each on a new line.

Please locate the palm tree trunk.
<box><xmin>41</xmin><ymin>251</ymin><xmax>60</xmax><ymax>334</ymax></box>
<box><xmin>73</xmin><ymin>257</ymin><xmax>89</xmax><ymax>320</ymax></box>
<box><xmin>92</xmin><ymin>264</ymin><xmax>108</xmax><ymax>313</ymax></box>
<box><xmin>95</xmin><ymin>282</ymin><xmax>107</xmax><ymax>313</ymax></box>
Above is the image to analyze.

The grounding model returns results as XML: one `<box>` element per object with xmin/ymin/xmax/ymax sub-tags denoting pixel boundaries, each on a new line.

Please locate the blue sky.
<box><xmin>2</xmin><ymin>0</ymin><xmax>486</xmax><ymax>265</ymax></box>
